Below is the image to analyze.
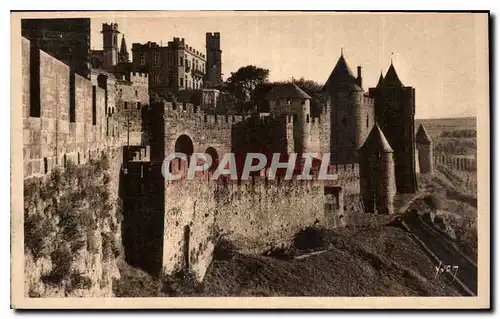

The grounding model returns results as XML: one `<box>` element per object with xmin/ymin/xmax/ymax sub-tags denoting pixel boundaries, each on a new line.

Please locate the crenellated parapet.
<box><xmin>22</xmin><ymin>36</ymin><xmax>148</xmax><ymax>179</ymax></box>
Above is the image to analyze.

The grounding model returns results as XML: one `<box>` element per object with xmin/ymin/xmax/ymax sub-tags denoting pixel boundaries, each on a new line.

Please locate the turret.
<box><xmin>322</xmin><ymin>50</ymin><xmax>375</xmax><ymax>164</ymax></box>
<box><xmin>266</xmin><ymin>83</ymin><xmax>312</xmax><ymax>153</ymax></box>
<box><xmin>205</xmin><ymin>32</ymin><xmax>222</xmax><ymax>86</ymax></box>
<box><xmin>119</xmin><ymin>34</ymin><xmax>130</xmax><ymax>63</ymax></box>
<box><xmin>101</xmin><ymin>23</ymin><xmax>120</xmax><ymax>69</ymax></box>
<box><xmin>376</xmin><ymin>72</ymin><xmax>384</xmax><ymax>87</ymax></box>
<box><xmin>359</xmin><ymin>124</ymin><xmax>396</xmax><ymax>215</ymax></box>
<box><xmin>369</xmin><ymin>60</ymin><xmax>418</xmax><ymax>193</ymax></box>
<box><xmin>416</xmin><ymin>124</ymin><xmax>433</xmax><ymax>173</ymax></box>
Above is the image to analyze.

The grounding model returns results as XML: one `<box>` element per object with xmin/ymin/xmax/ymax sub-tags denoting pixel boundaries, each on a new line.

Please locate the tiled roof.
<box><xmin>266</xmin><ymin>83</ymin><xmax>312</xmax><ymax>100</ymax></box>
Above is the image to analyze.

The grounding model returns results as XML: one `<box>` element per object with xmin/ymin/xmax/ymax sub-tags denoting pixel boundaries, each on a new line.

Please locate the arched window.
<box><xmin>205</xmin><ymin>147</ymin><xmax>219</xmax><ymax>171</ymax></box>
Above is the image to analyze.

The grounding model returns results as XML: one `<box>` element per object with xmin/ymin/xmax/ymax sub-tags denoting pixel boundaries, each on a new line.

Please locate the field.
<box><xmin>416</xmin><ymin>117</ymin><xmax>476</xmax><ymax>156</ymax></box>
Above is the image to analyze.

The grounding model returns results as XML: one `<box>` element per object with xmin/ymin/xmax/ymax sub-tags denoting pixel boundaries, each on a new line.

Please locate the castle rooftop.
<box><xmin>376</xmin><ymin>72</ymin><xmax>385</xmax><ymax>87</ymax></box>
<box><xmin>382</xmin><ymin>62</ymin><xmax>404</xmax><ymax>87</ymax></box>
<box><xmin>416</xmin><ymin>124</ymin><xmax>433</xmax><ymax>144</ymax></box>
<box><xmin>360</xmin><ymin>124</ymin><xmax>394</xmax><ymax>153</ymax></box>
<box><xmin>322</xmin><ymin>52</ymin><xmax>359</xmax><ymax>92</ymax></box>
<box><xmin>266</xmin><ymin>83</ymin><xmax>311</xmax><ymax>100</ymax></box>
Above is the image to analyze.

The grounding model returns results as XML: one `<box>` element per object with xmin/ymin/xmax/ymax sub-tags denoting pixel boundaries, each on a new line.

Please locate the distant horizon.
<box><xmin>88</xmin><ymin>12</ymin><xmax>488</xmax><ymax>119</ymax></box>
<box><xmin>415</xmin><ymin>115</ymin><xmax>477</xmax><ymax>120</ymax></box>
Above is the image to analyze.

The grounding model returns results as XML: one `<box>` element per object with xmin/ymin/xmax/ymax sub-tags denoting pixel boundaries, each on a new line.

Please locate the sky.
<box><xmin>91</xmin><ymin>12</ymin><xmax>488</xmax><ymax>119</ymax></box>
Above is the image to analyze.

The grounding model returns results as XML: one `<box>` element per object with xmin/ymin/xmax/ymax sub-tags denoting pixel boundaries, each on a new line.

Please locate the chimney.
<box><xmin>357</xmin><ymin>66</ymin><xmax>362</xmax><ymax>88</ymax></box>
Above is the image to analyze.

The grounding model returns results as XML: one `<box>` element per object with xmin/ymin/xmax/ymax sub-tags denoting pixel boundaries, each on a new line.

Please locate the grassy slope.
<box><xmin>114</xmin><ymin>224</ymin><xmax>462</xmax><ymax>297</ymax></box>
<box><xmin>200</xmin><ymin>226</ymin><xmax>460</xmax><ymax>297</ymax></box>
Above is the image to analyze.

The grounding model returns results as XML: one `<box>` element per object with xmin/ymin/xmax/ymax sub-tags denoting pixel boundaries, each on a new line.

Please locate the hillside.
<box><xmin>114</xmin><ymin>224</ymin><xmax>462</xmax><ymax>297</ymax></box>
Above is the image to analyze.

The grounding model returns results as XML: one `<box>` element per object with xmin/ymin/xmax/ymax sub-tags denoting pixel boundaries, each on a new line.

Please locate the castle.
<box><xmin>21</xmin><ymin>19</ymin><xmax>434</xmax><ymax>283</ymax></box>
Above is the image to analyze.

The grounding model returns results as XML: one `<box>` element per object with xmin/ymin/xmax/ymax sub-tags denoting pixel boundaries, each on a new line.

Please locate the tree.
<box><xmin>225</xmin><ymin>65</ymin><xmax>270</xmax><ymax>103</ymax></box>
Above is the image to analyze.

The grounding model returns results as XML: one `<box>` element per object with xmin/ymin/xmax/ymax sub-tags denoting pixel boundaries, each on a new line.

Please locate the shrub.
<box><xmin>448</xmin><ymin>213</ymin><xmax>478</xmax><ymax>257</ymax></box>
<box><xmin>161</xmin><ymin>269</ymin><xmax>201</xmax><ymax>296</ymax></box>
<box><xmin>42</xmin><ymin>247</ymin><xmax>73</xmax><ymax>286</ymax></box>
<box><xmin>87</xmin><ymin>231</ymin><xmax>100</xmax><ymax>254</ymax></box>
<box><xmin>101</xmin><ymin>232</ymin><xmax>115</xmax><ymax>262</ymax></box>
<box><xmin>213</xmin><ymin>237</ymin><xmax>237</xmax><ymax>261</ymax></box>
<box><xmin>67</xmin><ymin>272</ymin><xmax>93</xmax><ymax>292</ymax></box>
<box><xmin>423</xmin><ymin>195</ymin><xmax>442</xmax><ymax>210</ymax></box>
<box><xmin>293</xmin><ymin>226</ymin><xmax>328</xmax><ymax>251</ymax></box>
<box><xmin>24</xmin><ymin>212</ymin><xmax>56</xmax><ymax>259</ymax></box>
<box><xmin>59</xmin><ymin>211</ymin><xmax>82</xmax><ymax>243</ymax></box>
<box><xmin>264</xmin><ymin>245</ymin><xmax>295</xmax><ymax>260</ymax></box>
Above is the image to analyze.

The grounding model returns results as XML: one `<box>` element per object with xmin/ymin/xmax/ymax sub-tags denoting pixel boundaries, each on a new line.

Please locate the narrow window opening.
<box><xmin>69</xmin><ymin>69</ymin><xmax>76</xmax><ymax>122</ymax></box>
<box><xmin>29</xmin><ymin>44</ymin><xmax>41</xmax><ymax>117</ymax></box>
<box><xmin>92</xmin><ymin>86</ymin><xmax>97</xmax><ymax>125</ymax></box>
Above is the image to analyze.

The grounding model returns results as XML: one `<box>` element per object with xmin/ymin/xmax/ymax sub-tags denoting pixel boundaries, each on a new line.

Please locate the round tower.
<box><xmin>359</xmin><ymin>124</ymin><xmax>396</xmax><ymax>215</ymax></box>
<box><xmin>266</xmin><ymin>83</ymin><xmax>312</xmax><ymax>154</ymax></box>
<box><xmin>416</xmin><ymin>124</ymin><xmax>433</xmax><ymax>173</ymax></box>
<box><xmin>322</xmin><ymin>51</ymin><xmax>374</xmax><ymax>164</ymax></box>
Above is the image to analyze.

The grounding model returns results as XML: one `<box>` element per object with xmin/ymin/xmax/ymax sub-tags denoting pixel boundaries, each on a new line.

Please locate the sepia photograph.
<box><xmin>10</xmin><ymin>10</ymin><xmax>490</xmax><ymax>309</ymax></box>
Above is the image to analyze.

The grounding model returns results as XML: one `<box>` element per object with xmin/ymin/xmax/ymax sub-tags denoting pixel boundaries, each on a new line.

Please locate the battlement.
<box><xmin>124</xmin><ymin>145</ymin><xmax>151</xmax><ymax>163</ymax></box>
<box><xmin>163</xmin><ymin>101</ymin><xmax>244</xmax><ymax>126</ymax></box>
<box><xmin>22</xmin><ymin>36</ymin><xmax>145</xmax><ymax>178</ymax></box>
<box><xmin>164</xmin><ymin>156</ymin><xmax>358</xmax><ymax>188</ymax></box>
<box><xmin>102</xmin><ymin>23</ymin><xmax>119</xmax><ymax>33</ymax></box>
<box><xmin>129</xmin><ymin>71</ymin><xmax>149</xmax><ymax>85</ymax></box>
<box><xmin>310</xmin><ymin>115</ymin><xmax>322</xmax><ymax>124</ymax></box>
<box><xmin>206</xmin><ymin>32</ymin><xmax>221</xmax><ymax>38</ymax></box>
<box><xmin>170</xmin><ymin>37</ymin><xmax>206</xmax><ymax>59</ymax></box>
<box><xmin>362</xmin><ymin>94</ymin><xmax>375</xmax><ymax>107</ymax></box>
<box><xmin>132</xmin><ymin>41</ymin><xmax>162</xmax><ymax>50</ymax></box>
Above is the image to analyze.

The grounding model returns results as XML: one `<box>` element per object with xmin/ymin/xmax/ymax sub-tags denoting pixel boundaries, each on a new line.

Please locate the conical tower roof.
<box><xmin>383</xmin><ymin>62</ymin><xmax>404</xmax><ymax>87</ymax></box>
<box><xmin>376</xmin><ymin>72</ymin><xmax>385</xmax><ymax>87</ymax></box>
<box><xmin>120</xmin><ymin>35</ymin><xmax>128</xmax><ymax>56</ymax></box>
<box><xmin>266</xmin><ymin>83</ymin><xmax>312</xmax><ymax>100</ymax></box>
<box><xmin>416</xmin><ymin>124</ymin><xmax>433</xmax><ymax>144</ymax></box>
<box><xmin>360</xmin><ymin>123</ymin><xmax>394</xmax><ymax>153</ymax></box>
<box><xmin>322</xmin><ymin>51</ymin><xmax>360</xmax><ymax>92</ymax></box>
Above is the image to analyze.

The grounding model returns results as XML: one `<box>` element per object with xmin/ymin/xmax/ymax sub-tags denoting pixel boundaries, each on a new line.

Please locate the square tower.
<box><xmin>205</xmin><ymin>32</ymin><xmax>222</xmax><ymax>86</ymax></box>
<box><xmin>369</xmin><ymin>62</ymin><xmax>418</xmax><ymax>193</ymax></box>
